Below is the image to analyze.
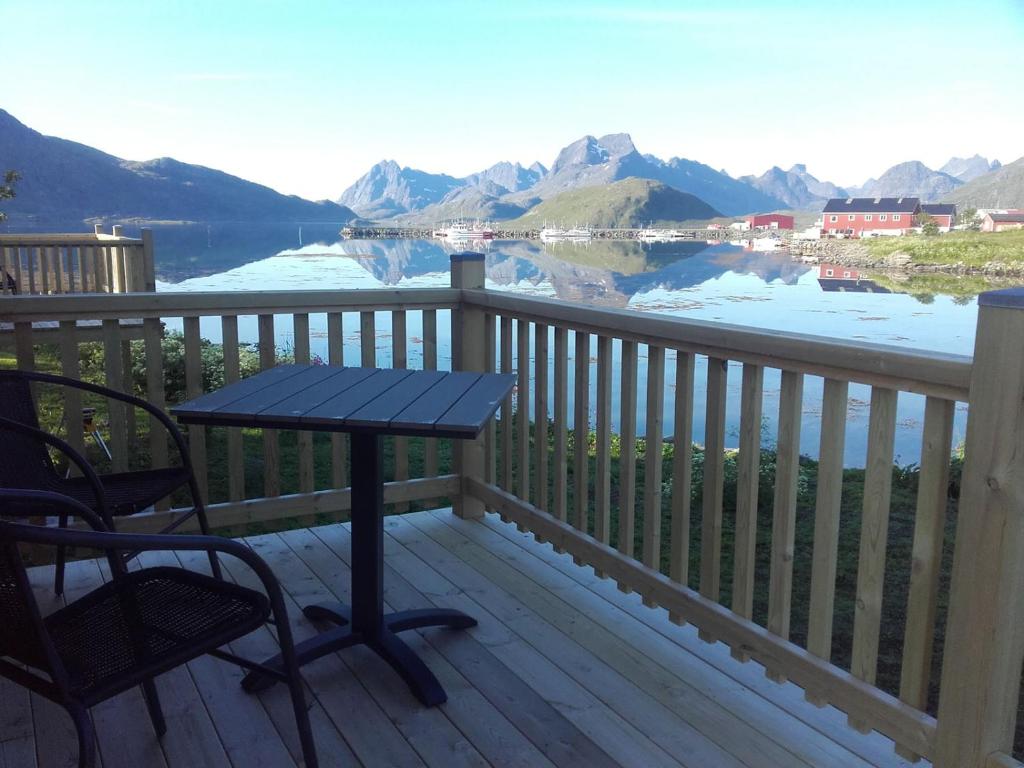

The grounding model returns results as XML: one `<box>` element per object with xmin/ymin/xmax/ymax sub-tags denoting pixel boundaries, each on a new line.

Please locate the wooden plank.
<box><xmin>171</xmin><ymin>364</ymin><xmax>306</xmax><ymax>418</ymax></box>
<box><xmin>301</xmin><ymin>368</ymin><xmax>411</xmax><ymax>426</ymax></box>
<box><xmin>618</xmin><ymin>340</ymin><xmax>638</xmax><ymax>560</ymax></box>
<box><xmin>766</xmin><ymin>370</ymin><xmax>804</xmax><ymax>681</ymax></box>
<box><xmin>552</xmin><ymin>327</ymin><xmax>570</xmax><ymax>522</ymax></box>
<box><xmin>806</xmin><ymin>379</ymin><xmax>849</xmax><ymax>687</ymax></box>
<box><xmin>433</xmin><ymin>374</ymin><xmax>515</xmax><ymax>434</ymax></box>
<box><xmin>422</xmin><ymin>309</ymin><xmax>440</xmax><ymax>478</ymax></box>
<box><xmin>12</xmin><ymin>245</ymin><xmax>23</xmax><ymax>294</ymax></box>
<box><xmin>573</xmin><ymin>331</ymin><xmax>590</xmax><ymax>532</ymax></box>
<box><xmin>669</xmin><ymin>351</ymin><xmax>695</xmax><ymax>621</ymax></box>
<box><xmin>0</xmin><ymin>246</ymin><xmax>11</xmax><ymax>295</ymax></box>
<box><xmin>13</xmin><ymin>321</ymin><xmax>33</xmax><ymax>370</ymax></box>
<box><xmin>360</xmin><ymin>310</ymin><xmax>376</xmax><ymax>366</ymax></box>
<box><xmin>327</xmin><ymin>311</ymin><xmax>347</xmax><ymax>491</ymax></box>
<box><xmin>593</xmin><ymin>335</ymin><xmax>612</xmax><ymax>544</ymax></box>
<box><xmin>898</xmin><ymin>397</ymin><xmax>955</xmax><ymax>713</ymax></box>
<box><xmin>468</xmin><ymin>478</ymin><xmax>937</xmax><ymax>759</ymax></box>
<box><xmin>534</xmin><ymin>323</ymin><xmax>549</xmax><ymax>511</ymax></box>
<box><xmin>849</xmin><ymin>386</ymin><xmax>898</xmax><ymax>731</ymax></box>
<box><xmin>247</xmin><ymin>366</ymin><xmax>355</xmax><ymax>421</ymax></box>
<box><xmin>499</xmin><ymin>315</ymin><xmax>513</xmax><ymax>492</ymax></box>
<box><xmin>26</xmin><ymin>246</ymin><xmax>37</xmax><ymax>294</ymax></box>
<box><xmin>517</xmin><ymin>318</ymin><xmax>530</xmax><ymax>503</ymax></box>
<box><xmin>393</xmin><ymin>309</ymin><xmax>410</xmax><ymax>510</ymax></box>
<box><xmin>700</xmin><ymin>357</ymin><xmax>728</xmax><ymax>609</ymax></box>
<box><xmin>102</xmin><ymin>318</ymin><xmax>129</xmax><ymax>472</ymax></box>
<box><xmin>292</xmin><ymin>312</ymin><xmax>314</xmax><ymax>495</ymax></box>
<box><xmin>220</xmin><ymin>315</ymin><xmax>244</xmax><ymax>503</ymax></box>
<box><xmin>346</xmin><ymin>370</ymin><xmax>448</xmax><ymax>428</ymax></box>
<box><xmin>732</xmin><ymin>363</ymin><xmax>764</xmax><ymax>625</ymax></box>
<box><xmin>642</xmin><ymin>345</ymin><xmax>665</xmax><ymax>580</ymax></box>
<box><xmin>182</xmin><ymin>316</ymin><xmax>207</xmax><ymax>502</ymax></box>
<box><xmin>387</xmin><ymin>371</ymin><xmax>480</xmax><ymax>431</ymax></box>
<box><xmin>258</xmin><ymin>314</ymin><xmax>280</xmax><ymax>498</ymax></box>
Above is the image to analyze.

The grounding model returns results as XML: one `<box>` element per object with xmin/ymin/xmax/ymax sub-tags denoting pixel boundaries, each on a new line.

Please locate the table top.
<box><xmin>171</xmin><ymin>365</ymin><xmax>517</xmax><ymax>439</ymax></box>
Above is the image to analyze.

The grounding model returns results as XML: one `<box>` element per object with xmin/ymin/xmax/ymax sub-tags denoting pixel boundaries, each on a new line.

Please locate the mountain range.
<box><xmin>1</xmin><ymin>107</ymin><xmax>1020</xmax><ymax>226</ymax></box>
<box><xmin>0</xmin><ymin>109</ymin><xmax>357</xmax><ymax>223</ymax></box>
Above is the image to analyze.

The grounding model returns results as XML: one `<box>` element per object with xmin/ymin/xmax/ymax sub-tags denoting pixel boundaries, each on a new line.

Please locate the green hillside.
<box><xmin>943</xmin><ymin>156</ymin><xmax>1024</xmax><ymax>209</ymax></box>
<box><xmin>504</xmin><ymin>177</ymin><xmax>720</xmax><ymax>228</ymax></box>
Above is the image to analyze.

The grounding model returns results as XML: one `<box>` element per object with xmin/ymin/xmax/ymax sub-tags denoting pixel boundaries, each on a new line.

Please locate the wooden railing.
<box><xmin>2</xmin><ymin>250</ymin><xmax>1023</xmax><ymax>768</ymax></box>
<box><xmin>0</xmin><ymin>225</ymin><xmax>154</xmax><ymax>295</ymax></box>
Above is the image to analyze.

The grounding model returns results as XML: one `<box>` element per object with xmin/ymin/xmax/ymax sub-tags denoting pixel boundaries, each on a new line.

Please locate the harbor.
<box><xmin>340</xmin><ymin>224</ymin><xmax>737</xmax><ymax>241</ymax></box>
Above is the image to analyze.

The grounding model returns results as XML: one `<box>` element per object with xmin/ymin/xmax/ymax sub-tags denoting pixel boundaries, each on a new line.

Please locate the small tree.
<box><xmin>917</xmin><ymin>211</ymin><xmax>940</xmax><ymax>236</ymax></box>
<box><xmin>959</xmin><ymin>206</ymin><xmax>980</xmax><ymax>231</ymax></box>
<box><xmin>0</xmin><ymin>170</ymin><xmax>19</xmax><ymax>222</ymax></box>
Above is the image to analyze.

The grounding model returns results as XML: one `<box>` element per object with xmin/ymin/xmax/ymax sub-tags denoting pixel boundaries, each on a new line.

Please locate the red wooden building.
<box><xmin>745</xmin><ymin>213</ymin><xmax>794</xmax><ymax>230</ymax></box>
<box><xmin>921</xmin><ymin>203</ymin><xmax>957</xmax><ymax>232</ymax></box>
<box><xmin>822</xmin><ymin>197</ymin><xmax>920</xmax><ymax>237</ymax></box>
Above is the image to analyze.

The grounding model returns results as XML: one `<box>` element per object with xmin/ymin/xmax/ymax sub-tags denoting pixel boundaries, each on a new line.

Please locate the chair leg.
<box><xmin>190</xmin><ymin>480</ymin><xmax>222</xmax><ymax>580</ymax></box>
<box><xmin>141</xmin><ymin>679</ymin><xmax>166</xmax><ymax>737</ymax></box>
<box><xmin>270</xmin><ymin>595</ymin><xmax>318</xmax><ymax>766</ymax></box>
<box><xmin>55</xmin><ymin>513</ymin><xmax>69</xmax><ymax>596</ymax></box>
<box><xmin>68</xmin><ymin>703</ymin><xmax>96</xmax><ymax>768</ymax></box>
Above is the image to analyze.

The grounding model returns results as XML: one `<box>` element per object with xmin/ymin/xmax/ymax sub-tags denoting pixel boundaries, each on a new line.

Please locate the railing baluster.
<box><xmin>573</xmin><ymin>331</ymin><xmax>590</xmax><ymax>534</ymax></box>
<box><xmin>183</xmin><ymin>316</ymin><xmax>207</xmax><ymax>502</ymax></box>
<box><xmin>258</xmin><ymin>313</ymin><xmax>280</xmax><ymax>498</ymax></box>
<box><xmin>517</xmin><ymin>318</ymin><xmax>530</xmax><ymax>503</ymax></box>
<box><xmin>360</xmin><ymin>311</ymin><xmax>376</xmax><ymax>366</ymax></box>
<box><xmin>40</xmin><ymin>246</ymin><xmax>52</xmax><ymax>294</ymax></box>
<box><xmin>618</xmin><ymin>340</ymin><xmax>638</xmax><ymax>562</ymax></box>
<box><xmin>423</xmin><ymin>309</ymin><xmax>439</xmax><ymax>479</ymax></box>
<box><xmin>806</xmin><ymin>378</ymin><xmax>849</xmax><ymax>703</ymax></box>
<box><xmin>1</xmin><ymin>246</ymin><xmax>11</xmax><ymax>294</ymax></box>
<box><xmin>642</xmin><ymin>345</ymin><xmax>665</xmax><ymax>591</ymax></box>
<box><xmin>392</xmin><ymin>310</ymin><xmax>409</xmax><ymax>511</ymax></box>
<box><xmin>327</xmin><ymin>311</ymin><xmax>347</xmax><ymax>491</ymax></box>
<box><xmin>58</xmin><ymin>320</ymin><xmax>84</xmax><ymax>463</ymax></box>
<box><xmin>499</xmin><ymin>315</ymin><xmax>513</xmax><ymax>494</ymax></box>
<box><xmin>700</xmin><ymin>356</ymin><xmax>728</xmax><ymax>639</ymax></box>
<box><xmin>102</xmin><ymin>319</ymin><xmax>129</xmax><ymax>473</ymax></box>
<box><xmin>898</xmin><ymin>397</ymin><xmax>955</xmax><ymax>726</ymax></box>
<box><xmin>849</xmin><ymin>386</ymin><xmax>898</xmax><ymax>732</ymax></box>
<box><xmin>14</xmin><ymin>321</ymin><xmax>33</xmax><ymax>370</ymax></box>
<box><xmin>534</xmin><ymin>323</ymin><xmax>548</xmax><ymax>511</ymax></box>
<box><xmin>27</xmin><ymin>246</ymin><xmax>37</xmax><ymax>293</ymax></box>
<box><xmin>55</xmin><ymin>245</ymin><xmax>67</xmax><ymax>293</ymax></box>
<box><xmin>732</xmin><ymin>363</ymin><xmax>764</xmax><ymax>641</ymax></box>
<box><xmin>669</xmin><ymin>351</ymin><xmax>695</xmax><ymax>624</ymax></box>
<box><xmin>13</xmin><ymin>246</ymin><xmax>24</xmax><ymax>293</ymax></box>
<box><xmin>766</xmin><ymin>370</ymin><xmax>804</xmax><ymax>681</ymax></box>
<box><xmin>594</xmin><ymin>335</ymin><xmax>612</xmax><ymax>545</ymax></box>
<box><xmin>485</xmin><ymin>312</ymin><xmax>496</xmax><ymax>488</ymax></box>
<box><xmin>552</xmin><ymin>326</ymin><xmax>570</xmax><ymax>523</ymax></box>
<box><xmin>293</xmin><ymin>312</ymin><xmax>314</xmax><ymax>496</ymax></box>
<box><xmin>221</xmin><ymin>316</ymin><xmax>244</xmax><ymax>503</ymax></box>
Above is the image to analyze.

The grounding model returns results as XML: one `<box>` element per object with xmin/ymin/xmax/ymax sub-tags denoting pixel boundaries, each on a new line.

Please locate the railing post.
<box><xmin>140</xmin><ymin>228</ymin><xmax>156</xmax><ymax>292</ymax></box>
<box><xmin>935</xmin><ymin>287</ymin><xmax>1024</xmax><ymax>767</ymax></box>
<box><xmin>451</xmin><ymin>252</ymin><xmax>486</xmax><ymax>519</ymax></box>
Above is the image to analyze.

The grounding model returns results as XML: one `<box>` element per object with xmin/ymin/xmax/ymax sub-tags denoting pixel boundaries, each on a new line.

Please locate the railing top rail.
<box><xmin>463</xmin><ymin>288</ymin><xmax>972</xmax><ymax>401</ymax></box>
<box><xmin>0</xmin><ymin>287</ymin><xmax>462</xmax><ymax>321</ymax></box>
<box><xmin>0</xmin><ymin>234</ymin><xmax>144</xmax><ymax>246</ymax></box>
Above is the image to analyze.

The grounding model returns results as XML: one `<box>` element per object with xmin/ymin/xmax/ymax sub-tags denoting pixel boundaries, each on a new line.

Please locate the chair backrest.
<box><xmin>0</xmin><ymin>372</ymin><xmax>60</xmax><ymax>491</ymax></box>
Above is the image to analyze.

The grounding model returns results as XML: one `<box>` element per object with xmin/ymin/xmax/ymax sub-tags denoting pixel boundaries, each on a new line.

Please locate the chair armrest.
<box><xmin>0</xmin><ymin>370</ymin><xmax>195</xmax><ymax>472</ymax></box>
<box><xmin>0</xmin><ymin>415</ymin><xmax>111</xmax><ymax>523</ymax></box>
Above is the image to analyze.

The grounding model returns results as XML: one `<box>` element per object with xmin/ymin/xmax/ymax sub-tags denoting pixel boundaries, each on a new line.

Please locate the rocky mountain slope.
<box><xmin>942</xmin><ymin>156</ymin><xmax>1024</xmax><ymax>208</ymax></box>
<box><xmin>850</xmin><ymin>160</ymin><xmax>963</xmax><ymax>201</ymax></box>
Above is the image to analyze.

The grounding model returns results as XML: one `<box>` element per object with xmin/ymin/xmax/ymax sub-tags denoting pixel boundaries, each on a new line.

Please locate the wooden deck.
<box><xmin>5</xmin><ymin>509</ymin><xmax>923</xmax><ymax>768</ymax></box>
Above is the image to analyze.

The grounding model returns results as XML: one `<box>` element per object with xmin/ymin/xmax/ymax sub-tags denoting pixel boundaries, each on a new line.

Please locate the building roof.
<box><xmin>822</xmin><ymin>197</ymin><xmax>921</xmax><ymax>213</ymax></box>
<box><xmin>988</xmin><ymin>212</ymin><xmax>1024</xmax><ymax>223</ymax></box>
<box><xmin>921</xmin><ymin>203</ymin><xmax>956</xmax><ymax>217</ymax></box>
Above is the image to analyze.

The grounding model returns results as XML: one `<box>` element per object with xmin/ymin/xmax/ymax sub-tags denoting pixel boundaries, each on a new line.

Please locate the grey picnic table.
<box><xmin>172</xmin><ymin>364</ymin><xmax>516</xmax><ymax>706</ymax></box>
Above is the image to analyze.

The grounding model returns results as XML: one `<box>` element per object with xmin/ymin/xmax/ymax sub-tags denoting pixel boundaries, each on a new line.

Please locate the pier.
<box><xmin>340</xmin><ymin>225</ymin><xmax>736</xmax><ymax>241</ymax></box>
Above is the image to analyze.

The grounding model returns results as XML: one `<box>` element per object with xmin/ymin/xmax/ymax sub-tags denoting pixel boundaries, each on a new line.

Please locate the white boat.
<box><xmin>443</xmin><ymin>220</ymin><xmax>495</xmax><ymax>241</ymax></box>
<box><xmin>637</xmin><ymin>228</ymin><xmax>693</xmax><ymax>243</ymax></box>
<box><xmin>540</xmin><ymin>224</ymin><xmax>592</xmax><ymax>242</ymax></box>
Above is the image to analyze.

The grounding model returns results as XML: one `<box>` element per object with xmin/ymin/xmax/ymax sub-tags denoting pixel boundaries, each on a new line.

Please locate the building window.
<box><xmin>825</xmin><ymin>269</ymin><xmax>834</xmax><ymax>277</ymax></box>
<box><xmin>848</xmin><ymin>214</ymin><xmax>855</xmax><ymax>221</ymax></box>
<box><xmin>879</xmin><ymin>214</ymin><xmax>887</xmax><ymax>221</ymax></box>
<box><xmin>864</xmin><ymin>215</ymin><xmax>873</xmax><ymax>222</ymax></box>
<box><xmin>829</xmin><ymin>215</ymin><xmax>838</xmax><ymax>222</ymax></box>
<box><xmin>844</xmin><ymin>271</ymin><xmax>851</xmax><ymax>278</ymax></box>
<box><xmin>893</xmin><ymin>214</ymin><xmax>901</xmax><ymax>222</ymax></box>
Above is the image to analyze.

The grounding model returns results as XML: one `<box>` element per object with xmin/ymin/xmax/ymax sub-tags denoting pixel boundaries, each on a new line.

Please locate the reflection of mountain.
<box><xmin>326</xmin><ymin>237</ymin><xmax>809</xmax><ymax>307</ymax></box>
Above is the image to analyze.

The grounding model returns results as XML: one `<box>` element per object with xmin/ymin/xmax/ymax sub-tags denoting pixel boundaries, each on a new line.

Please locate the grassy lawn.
<box><xmin>863</xmin><ymin>228</ymin><xmax>1024</xmax><ymax>267</ymax></box>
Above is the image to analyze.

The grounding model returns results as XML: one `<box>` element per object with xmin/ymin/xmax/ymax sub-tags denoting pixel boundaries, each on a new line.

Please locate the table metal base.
<box><xmin>240</xmin><ymin>432</ymin><xmax>477</xmax><ymax>706</ymax></box>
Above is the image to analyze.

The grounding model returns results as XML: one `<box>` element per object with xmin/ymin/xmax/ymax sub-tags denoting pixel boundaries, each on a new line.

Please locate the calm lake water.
<box><xmin>14</xmin><ymin>221</ymin><xmax>986</xmax><ymax>466</ymax></box>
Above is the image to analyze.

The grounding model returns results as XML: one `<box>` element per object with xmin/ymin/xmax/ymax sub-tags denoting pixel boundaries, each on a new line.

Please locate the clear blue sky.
<box><xmin>2</xmin><ymin>0</ymin><xmax>1022</xmax><ymax>200</ymax></box>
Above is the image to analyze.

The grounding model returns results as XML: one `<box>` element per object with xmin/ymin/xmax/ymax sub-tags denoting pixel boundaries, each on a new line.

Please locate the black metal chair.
<box><xmin>0</xmin><ymin>489</ymin><xmax>319</xmax><ymax>768</ymax></box>
<box><xmin>0</xmin><ymin>369</ymin><xmax>219</xmax><ymax>593</ymax></box>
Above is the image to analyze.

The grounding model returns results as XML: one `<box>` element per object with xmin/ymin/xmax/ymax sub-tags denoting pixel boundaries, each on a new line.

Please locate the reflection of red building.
<box><xmin>817</xmin><ymin>263</ymin><xmax>890</xmax><ymax>293</ymax></box>
<box><xmin>822</xmin><ymin>197</ymin><xmax>920</xmax><ymax>237</ymax></box>
<box><xmin>745</xmin><ymin>213</ymin><xmax>794</xmax><ymax>230</ymax></box>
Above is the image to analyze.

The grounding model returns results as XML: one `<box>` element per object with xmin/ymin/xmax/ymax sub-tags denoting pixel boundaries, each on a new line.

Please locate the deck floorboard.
<box><xmin>20</xmin><ymin>509</ymin><xmax>922</xmax><ymax>767</ymax></box>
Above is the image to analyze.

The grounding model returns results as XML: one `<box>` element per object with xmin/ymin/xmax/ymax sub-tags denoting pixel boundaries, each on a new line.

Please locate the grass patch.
<box><xmin>863</xmin><ymin>229</ymin><xmax>1024</xmax><ymax>267</ymax></box>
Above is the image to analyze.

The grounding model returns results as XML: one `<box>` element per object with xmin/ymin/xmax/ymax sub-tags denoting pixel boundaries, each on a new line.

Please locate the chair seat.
<box><xmin>59</xmin><ymin>467</ymin><xmax>192</xmax><ymax>517</ymax></box>
<box><xmin>41</xmin><ymin>567</ymin><xmax>270</xmax><ymax>699</ymax></box>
